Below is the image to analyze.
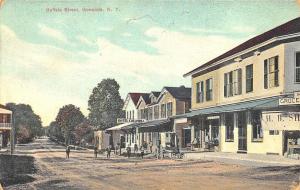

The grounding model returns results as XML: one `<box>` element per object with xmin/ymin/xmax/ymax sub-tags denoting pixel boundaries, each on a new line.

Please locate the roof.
<box><xmin>164</xmin><ymin>86</ymin><xmax>191</xmax><ymax>100</ymax></box>
<box><xmin>106</xmin><ymin>122</ymin><xmax>133</xmax><ymax>131</ymax></box>
<box><xmin>128</xmin><ymin>93</ymin><xmax>148</xmax><ymax>106</ymax></box>
<box><xmin>140</xmin><ymin>93</ymin><xmax>151</xmax><ymax>105</ymax></box>
<box><xmin>184</xmin><ymin>17</ymin><xmax>300</xmax><ymax>77</ymax></box>
<box><xmin>0</xmin><ymin>104</ymin><xmax>12</xmax><ymax>114</ymax></box>
<box><xmin>173</xmin><ymin>96</ymin><xmax>279</xmax><ymax>119</ymax></box>
<box><xmin>122</xmin><ymin>119</ymin><xmax>171</xmax><ymax>132</ymax></box>
<box><xmin>151</xmin><ymin>91</ymin><xmax>160</xmax><ymax>98</ymax></box>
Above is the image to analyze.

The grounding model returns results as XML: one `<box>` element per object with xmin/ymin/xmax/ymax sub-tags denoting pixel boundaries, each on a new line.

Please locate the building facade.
<box><xmin>0</xmin><ymin>104</ymin><xmax>12</xmax><ymax>149</ymax></box>
<box><xmin>133</xmin><ymin>86</ymin><xmax>191</xmax><ymax>151</ymax></box>
<box><xmin>183</xmin><ymin>17</ymin><xmax>300</xmax><ymax>156</ymax></box>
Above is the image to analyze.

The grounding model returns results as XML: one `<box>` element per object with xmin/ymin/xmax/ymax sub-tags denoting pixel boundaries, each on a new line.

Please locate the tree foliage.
<box><xmin>47</xmin><ymin>121</ymin><xmax>64</xmax><ymax>142</ymax></box>
<box><xmin>74</xmin><ymin>120</ymin><xmax>94</xmax><ymax>146</ymax></box>
<box><xmin>55</xmin><ymin>104</ymin><xmax>84</xmax><ymax>145</ymax></box>
<box><xmin>5</xmin><ymin>103</ymin><xmax>43</xmax><ymax>143</ymax></box>
<box><xmin>88</xmin><ymin>78</ymin><xmax>124</xmax><ymax>130</ymax></box>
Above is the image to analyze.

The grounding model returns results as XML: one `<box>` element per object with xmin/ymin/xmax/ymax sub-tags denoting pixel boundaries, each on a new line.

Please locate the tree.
<box><xmin>88</xmin><ymin>78</ymin><xmax>124</xmax><ymax>130</ymax></box>
<box><xmin>74</xmin><ymin>120</ymin><xmax>94</xmax><ymax>146</ymax></box>
<box><xmin>6</xmin><ymin>103</ymin><xmax>43</xmax><ymax>143</ymax></box>
<box><xmin>55</xmin><ymin>104</ymin><xmax>84</xmax><ymax>145</ymax></box>
<box><xmin>47</xmin><ymin>121</ymin><xmax>64</xmax><ymax>142</ymax></box>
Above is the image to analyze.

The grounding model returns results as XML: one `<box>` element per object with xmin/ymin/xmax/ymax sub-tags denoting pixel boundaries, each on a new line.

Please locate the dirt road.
<box><xmin>1</xmin><ymin>138</ymin><xmax>300</xmax><ymax>190</ymax></box>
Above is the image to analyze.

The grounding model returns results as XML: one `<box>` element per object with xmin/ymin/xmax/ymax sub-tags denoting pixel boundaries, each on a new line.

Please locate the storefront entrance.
<box><xmin>183</xmin><ymin>128</ymin><xmax>191</xmax><ymax>148</ymax></box>
<box><xmin>120</xmin><ymin>136</ymin><xmax>125</xmax><ymax>148</ymax></box>
<box><xmin>237</xmin><ymin>112</ymin><xmax>247</xmax><ymax>152</ymax></box>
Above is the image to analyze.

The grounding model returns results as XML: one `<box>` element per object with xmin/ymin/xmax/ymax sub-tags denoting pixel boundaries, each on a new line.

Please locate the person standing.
<box><xmin>140</xmin><ymin>146</ymin><xmax>144</xmax><ymax>159</ymax></box>
<box><xmin>134</xmin><ymin>143</ymin><xmax>138</xmax><ymax>154</ymax></box>
<box><xmin>94</xmin><ymin>146</ymin><xmax>98</xmax><ymax>158</ymax></box>
<box><xmin>66</xmin><ymin>145</ymin><xmax>70</xmax><ymax>159</ymax></box>
<box><xmin>149</xmin><ymin>141</ymin><xmax>153</xmax><ymax>153</ymax></box>
<box><xmin>106</xmin><ymin>146</ymin><xmax>111</xmax><ymax>159</ymax></box>
<box><xmin>126</xmin><ymin>146</ymin><xmax>131</xmax><ymax>158</ymax></box>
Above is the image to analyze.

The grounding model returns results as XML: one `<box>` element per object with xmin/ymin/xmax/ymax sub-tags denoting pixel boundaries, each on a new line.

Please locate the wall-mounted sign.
<box><xmin>262</xmin><ymin>111</ymin><xmax>300</xmax><ymax>130</ymax></box>
<box><xmin>279</xmin><ymin>91</ymin><xmax>300</xmax><ymax>106</ymax></box>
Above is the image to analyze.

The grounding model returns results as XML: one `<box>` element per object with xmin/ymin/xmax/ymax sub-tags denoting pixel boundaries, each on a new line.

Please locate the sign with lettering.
<box><xmin>262</xmin><ymin>112</ymin><xmax>300</xmax><ymax>130</ymax></box>
<box><xmin>279</xmin><ymin>92</ymin><xmax>300</xmax><ymax>105</ymax></box>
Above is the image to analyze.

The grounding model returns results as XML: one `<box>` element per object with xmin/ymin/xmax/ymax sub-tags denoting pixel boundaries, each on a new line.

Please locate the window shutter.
<box><xmin>238</xmin><ymin>69</ymin><xmax>242</xmax><ymax>95</ymax></box>
<box><xmin>196</xmin><ymin>82</ymin><xmax>199</xmax><ymax>103</ymax></box>
<box><xmin>264</xmin><ymin>59</ymin><xmax>268</xmax><ymax>89</ymax></box>
<box><xmin>224</xmin><ymin>73</ymin><xmax>228</xmax><ymax>97</ymax></box>
<box><xmin>274</xmin><ymin>56</ymin><xmax>279</xmax><ymax>86</ymax></box>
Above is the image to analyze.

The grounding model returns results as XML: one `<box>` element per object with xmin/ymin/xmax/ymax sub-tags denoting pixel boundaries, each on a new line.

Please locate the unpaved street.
<box><xmin>1</xmin><ymin>138</ymin><xmax>300</xmax><ymax>190</ymax></box>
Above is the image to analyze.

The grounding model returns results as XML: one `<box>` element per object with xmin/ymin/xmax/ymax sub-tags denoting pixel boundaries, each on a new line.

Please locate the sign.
<box><xmin>279</xmin><ymin>91</ymin><xmax>300</xmax><ymax>105</ymax></box>
<box><xmin>117</xmin><ymin>118</ymin><xmax>146</xmax><ymax>124</ymax></box>
<box><xmin>262</xmin><ymin>112</ymin><xmax>300</xmax><ymax>131</ymax></box>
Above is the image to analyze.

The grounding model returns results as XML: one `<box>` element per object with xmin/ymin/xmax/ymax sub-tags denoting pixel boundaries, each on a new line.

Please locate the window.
<box><xmin>206</xmin><ymin>78</ymin><xmax>213</xmax><ymax>101</ymax></box>
<box><xmin>225</xmin><ymin>113</ymin><xmax>234</xmax><ymax>141</ymax></box>
<box><xmin>246</xmin><ymin>64</ymin><xmax>253</xmax><ymax>93</ymax></box>
<box><xmin>196</xmin><ymin>81</ymin><xmax>204</xmax><ymax>103</ymax></box>
<box><xmin>161</xmin><ymin>104</ymin><xmax>166</xmax><ymax>118</ymax></box>
<box><xmin>154</xmin><ymin>105</ymin><xmax>159</xmax><ymax>119</ymax></box>
<box><xmin>185</xmin><ymin>101</ymin><xmax>190</xmax><ymax>113</ymax></box>
<box><xmin>264</xmin><ymin>56</ymin><xmax>279</xmax><ymax>88</ymax></box>
<box><xmin>269</xmin><ymin>130</ymin><xmax>279</xmax><ymax>135</ymax></box>
<box><xmin>148</xmin><ymin>107</ymin><xmax>153</xmax><ymax>120</ymax></box>
<box><xmin>252</xmin><ymin>111</ymin><xmax>263</xmax><ymax>141</ymax></box>
<box><xmin>224</xmin><ymin>69</ymin><xmax>242</xmax><ymax>97</ymax></box>
<box><xmin>166</xmin><ymin>102</ymin><xmax>173</xmax><ymax>117</ymax></box>
<box><xmin>132</xmin><ymin>110</ymin><xmax>134</xmax><ymax>119</ymax></box>
<box><xmin>296</xmin><ymin>52</ymin><xmax>300</xmax><ymax>83</ymax></box>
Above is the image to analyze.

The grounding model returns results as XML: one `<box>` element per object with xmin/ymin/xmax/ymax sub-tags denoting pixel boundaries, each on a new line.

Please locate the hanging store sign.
<box><xmin>279</xmin><ymin>92</ymin><xmax>300</xmax><ymax>105</ymax></box>
<box><xmin>262</xmin><ymin>111</ymin><xmax>300</xmax><ymax>131</ymax></box>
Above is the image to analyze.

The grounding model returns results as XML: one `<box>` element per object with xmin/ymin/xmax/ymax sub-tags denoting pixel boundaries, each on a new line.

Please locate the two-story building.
<box><xmin>0</xmin><ymin>104</ymin><xmax>12</xmax><ymax>149</ymax></box>
<box><xmin>183</xmin><ymin>17</ymin><xmax>300</xmax><ymax>156</ymax></box>
<box><xmin>105</xmin><ymin>93</ymin><xmax>147</xmax><ymax>149</ymax></box>
<box><xmin>128</xmin><ymin>86</ymin><xmax>191</xmax><ymax>151</ymax></box>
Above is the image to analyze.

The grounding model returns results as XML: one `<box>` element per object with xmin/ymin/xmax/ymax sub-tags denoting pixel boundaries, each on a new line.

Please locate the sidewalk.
<box><xmin>184</xmin><ymin>152</ymin><xmax>300</xmax><ymax>166</ymax></box>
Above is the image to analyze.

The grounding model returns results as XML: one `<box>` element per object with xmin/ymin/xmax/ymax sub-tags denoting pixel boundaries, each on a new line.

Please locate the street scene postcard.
<box><xmin>1</xmin><ymin>0</ymin><xmax>300</xmax><ymax>189</ymax></box>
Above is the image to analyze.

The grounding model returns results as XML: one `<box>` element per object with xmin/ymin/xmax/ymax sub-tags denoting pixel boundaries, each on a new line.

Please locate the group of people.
<box><xmin>65</xmin><ymin>140</ymin><xmax>157</xmax><ymax>160</ymax></box>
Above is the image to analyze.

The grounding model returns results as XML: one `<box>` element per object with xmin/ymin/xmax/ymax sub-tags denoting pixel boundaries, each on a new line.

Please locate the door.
<box><xmin>183</xmin><ymin>128</ymin><xmax>191</xmax><ymax>148</ymax></box>
<box><xmin>237</xmin><ymin>112</ymin><xmax>247</xmax><ymax>151</ymax></box>
<box><xmin>120</xmin><ymin>136</ymin><xmax>125</xmax><ymax>148</ymax></box>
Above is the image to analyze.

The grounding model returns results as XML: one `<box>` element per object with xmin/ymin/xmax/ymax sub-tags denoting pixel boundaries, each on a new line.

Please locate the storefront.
<box><xmin>186</xmin><ymin>96</ymin><xmax>300</xmax><ymax>155</ymax></box>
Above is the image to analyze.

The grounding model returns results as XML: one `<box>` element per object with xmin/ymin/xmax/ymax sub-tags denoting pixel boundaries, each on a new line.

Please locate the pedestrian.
<box><xmin>126</xmin><ymin>146</ymin><xmax>131</xmax><ymax>158</ymax></box>
<box><xmin>140</xmin><ymin>146</ymin><xmax>144</xmax><ymax>159</ymax></box>
<box><xmin>66</xmin><ymin>145</ymin><xmax>70</xmax><ymax>159</ymax></box>
<box><xmin>115</xmin><ymin>144</ymin><xmax>119</xmax><ymax>155</ymax></box>
<box><xmin>106</xmin><ymin>146</ymin><xmax>111</xmax><ymax>159</ymax></box>
<box><xmin>94</xmin><ymin>146</ymin><xmax>98</xmax><ymax>158</ymax></box>
<box><xmin>134</xmin><ymin>143</ymin><xmax>138</xmax><ymax>154</ymax></box>
<box><xmin>149</xmin><ymin>141</ymin><xmax>153</xmax><ymax>153</ymax></box>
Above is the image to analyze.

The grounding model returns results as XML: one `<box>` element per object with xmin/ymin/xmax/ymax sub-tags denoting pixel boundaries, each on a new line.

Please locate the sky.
<box><xmin>0</xmin><ymin>0</ymin><xmax>299</xmax><ymax>126</ymax></box>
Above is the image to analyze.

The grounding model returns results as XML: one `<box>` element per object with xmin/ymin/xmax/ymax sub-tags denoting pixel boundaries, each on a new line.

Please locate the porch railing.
<box><xmin>0</xmin><ymin>123</ymin><xmax>12</xmax><ymax>129</ymax></box>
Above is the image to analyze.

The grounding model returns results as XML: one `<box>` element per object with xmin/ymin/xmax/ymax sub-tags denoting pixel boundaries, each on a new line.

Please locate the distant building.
<box><xmin>106</xmin><ymin>93</ymin><xmax>147</xmax><ymax>149</ymax></box>
<box><xmin>130</xmin><ymin>86</ymin><xmax>191</xmax><ymax>151</ymax></box>
<box><xmin>0</xmin><ymin>104</ymin><xmax>12</xmax><ymax>149</ymax></box>
<box><xmin>182</xmin><ymin>17</ymin><xmax>300</xmax><ymax>156</ymax></box>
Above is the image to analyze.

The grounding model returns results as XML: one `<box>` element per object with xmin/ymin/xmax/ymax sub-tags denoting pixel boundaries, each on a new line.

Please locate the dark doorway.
<box><xmin>183</xmin><ymin>128</ymin><xmax>191</xmax><ymax>148</ymax></box>
<box><xmin>120</xmin><ymin>136</ymin><xmax>125</xmax><ymax>148</ymax></box>
<box><xmin>237</xmin><ymin>112</ymin><xmax>247</xmax><ymax>152</ymax></box>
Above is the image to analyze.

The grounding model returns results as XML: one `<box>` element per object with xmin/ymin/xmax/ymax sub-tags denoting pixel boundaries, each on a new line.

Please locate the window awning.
<box><xmin>106</xmin><ymin>122</ymin><xmax>134</xmax><ymax>131</ymax></box>
<box><xmin>122</xmin><ymin>119</ymin><xmax>172</xmax><ymax>132</ymax></box>
<box><xmin>137</xmin><ymin>119</ymin><xmax>172</xmax><ymax>132</ymax></box>
<box><xmin>174</xmin><ymin>96</ymin><xmax>280</xmax><ymax>118</ymax></box>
